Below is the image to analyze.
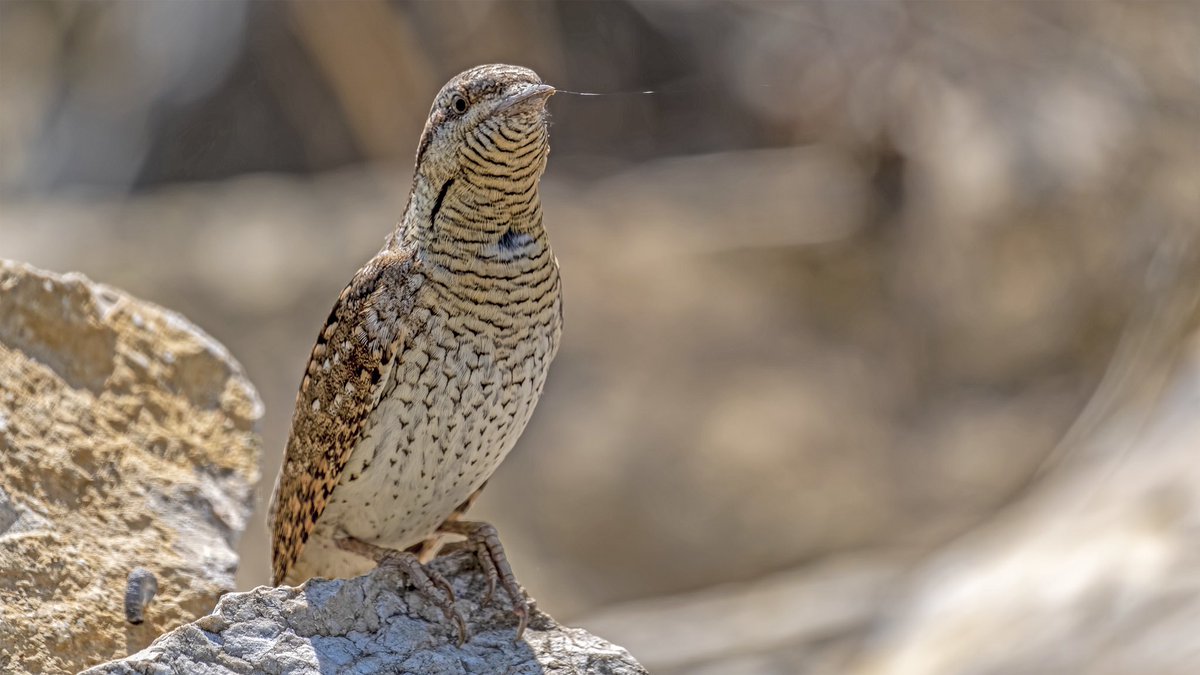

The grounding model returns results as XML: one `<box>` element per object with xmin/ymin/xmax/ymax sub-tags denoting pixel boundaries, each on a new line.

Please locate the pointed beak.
<box><xmin>498</xmin><ymin>83</ymin><xmax>556</xmax><ymax>112</ymax></box>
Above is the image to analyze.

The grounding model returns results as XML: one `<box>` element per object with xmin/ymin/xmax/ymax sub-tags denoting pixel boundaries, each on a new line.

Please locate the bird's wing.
<box><xmin>269</xmin><ymin>250</ymin><xmax>417</xmax><ymax>584</ymax></box>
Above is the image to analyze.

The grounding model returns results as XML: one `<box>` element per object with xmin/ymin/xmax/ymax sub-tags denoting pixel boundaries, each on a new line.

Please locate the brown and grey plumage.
<box><xmin>268</xmin><ymin>64</ymin><xmax>561</xmax><ymax>639</ymax></box>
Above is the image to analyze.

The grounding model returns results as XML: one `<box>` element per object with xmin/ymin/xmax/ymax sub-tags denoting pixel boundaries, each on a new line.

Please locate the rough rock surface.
<box><xmin>85</xmin><ymin>553</ymin><xmax>647</xmax><ymax>675</ymax></box>
<box><xmin>0</xmin><ymin>260</ymin><xmax>263</xmax><ymax>673</ymax></box>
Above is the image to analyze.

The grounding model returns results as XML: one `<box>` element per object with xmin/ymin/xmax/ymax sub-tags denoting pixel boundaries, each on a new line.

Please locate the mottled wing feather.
<box><xmin>269</xmin><ymin>250</ymin><xmax>418</xmax><ymax>584</ymax></box>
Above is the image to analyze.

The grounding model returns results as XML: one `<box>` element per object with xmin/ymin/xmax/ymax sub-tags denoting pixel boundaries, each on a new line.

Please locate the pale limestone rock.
<box><xmin>0</xmin><ymin>260</ymin><xmax>262</xmax><ymax>673</ymax></box>
<box><xmin>85</xmin><ymin>553</ymin><xmax>647</xmax><ymax>675</ymax></box>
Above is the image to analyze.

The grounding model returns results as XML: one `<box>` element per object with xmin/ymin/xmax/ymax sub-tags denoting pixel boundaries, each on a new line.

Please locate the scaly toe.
<box><xmin>337</xmin><ymin>537</ymin><xmax>468</xmax><ymax>644</ymax></box>
<box><xmin>436</xmin><ymin>521</ymin><xmax>530</xmax><ymax>640</ymax></box>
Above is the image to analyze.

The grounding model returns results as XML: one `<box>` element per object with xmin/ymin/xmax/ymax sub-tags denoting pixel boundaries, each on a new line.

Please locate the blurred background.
<box><xmin>3</xmin><ymin>1</ymin><xmax>1200</xmax><ymax>673</ymax></box>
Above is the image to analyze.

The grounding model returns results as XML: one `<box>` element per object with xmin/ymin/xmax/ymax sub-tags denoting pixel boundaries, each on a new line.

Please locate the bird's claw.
<box><xmin>336</xmin><ymin>536</ymin><xmax>468</xmax><ymax>644</ymax></box>
<box><xmin>437</xmin><ymin>520</ymin><xmax>529</xmax><ymax>641</ymax></box>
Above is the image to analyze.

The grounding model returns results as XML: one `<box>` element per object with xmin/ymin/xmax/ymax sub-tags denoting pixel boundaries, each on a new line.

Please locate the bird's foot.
<box><xmin>335</xmin><ymin>536</ymin><xmax>467</xmax><ymax>645</ymax></box>
<box><xmin>437</xmin><ymin>520</ymin><xmax>529</xmax><ymax>640</ymax></box>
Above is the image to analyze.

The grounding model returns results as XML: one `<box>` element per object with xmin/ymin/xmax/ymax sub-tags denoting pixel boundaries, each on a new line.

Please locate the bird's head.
<box><xmin>414</xmin><ymin>64</ymin><xmax>554</xmax><ymax>187</ymax></box>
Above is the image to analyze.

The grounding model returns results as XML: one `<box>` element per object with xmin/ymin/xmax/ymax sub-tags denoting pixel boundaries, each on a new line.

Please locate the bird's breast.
<box><xmin>313</xmin><ymin>269</ymin><xmax>561</xmax><ymax>555</ymax></box>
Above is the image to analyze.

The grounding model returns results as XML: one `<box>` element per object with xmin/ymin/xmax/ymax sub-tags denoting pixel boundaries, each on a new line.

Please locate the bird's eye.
<box><xmin>450</xmin><ymin>94</ymin><xmax>468</xmax><ymax>114</ymax></box>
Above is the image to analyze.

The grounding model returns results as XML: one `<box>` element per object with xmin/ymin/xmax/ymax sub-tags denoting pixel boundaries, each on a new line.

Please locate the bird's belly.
<box><xmin>312</xmin><ymin>337</ymin><xmax>549</xmax><ymax>559</ymax></box>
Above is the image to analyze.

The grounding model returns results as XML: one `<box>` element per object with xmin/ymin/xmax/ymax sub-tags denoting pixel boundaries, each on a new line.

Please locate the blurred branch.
<box><xmin>1036</xmin><ymin>222</ymin><xmax>1200</xmax><ymax>477</ymax></box>
<box><xmin>575</xmin><ymin>553</ymin><xmax>909</xmax><ymax>673</ymax></box>
<box><xmin>287</xmin><ymin>0</ymin><xmax>435</xmax><ymax>159</ymax></box>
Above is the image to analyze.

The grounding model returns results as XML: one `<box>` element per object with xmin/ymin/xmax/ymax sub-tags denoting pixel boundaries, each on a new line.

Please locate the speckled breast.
<box><xmin>291</xmin><ymin>267</ymin><xmax>561</xmax><ymax>581</ymax></box>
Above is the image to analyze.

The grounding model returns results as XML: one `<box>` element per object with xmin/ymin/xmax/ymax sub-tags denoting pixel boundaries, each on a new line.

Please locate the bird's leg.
<box><xmin>436</xmin><ymin>520</ymin><xmax>528</xmax><ymax>640</ymax></box>
<box><xmin>335</xmin><ymin>536</ymin><xmax>467</xmax><ymax>644</ymax></box>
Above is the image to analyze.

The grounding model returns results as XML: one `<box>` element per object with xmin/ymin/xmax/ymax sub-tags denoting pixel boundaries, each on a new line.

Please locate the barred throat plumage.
<box><xmin>269</xmin><ymin>63</ymin><xmax>563</xmax><ymax>603</ymax></box>
<box><xmin>410</xmin><ymin>97</ymin><xmax>558</xmax><ymax>331</ymax></box>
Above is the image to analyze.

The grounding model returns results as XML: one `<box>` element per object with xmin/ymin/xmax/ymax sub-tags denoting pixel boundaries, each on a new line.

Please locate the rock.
<box><xmin>83</xmin><ymin>553</ymin><xmax>647</xmax><ymax>675</ymax></box>
<box><xmin>0</xmin><ymin>260</ymin><xmax>263</xmax><ymax>673</ymax></box>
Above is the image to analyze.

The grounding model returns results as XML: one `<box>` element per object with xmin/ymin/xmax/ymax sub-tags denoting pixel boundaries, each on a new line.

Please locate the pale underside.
<box><xmin>286</xmin><ymin>282</ymin><xmax>559</xmax><ymax>584</ymax></box>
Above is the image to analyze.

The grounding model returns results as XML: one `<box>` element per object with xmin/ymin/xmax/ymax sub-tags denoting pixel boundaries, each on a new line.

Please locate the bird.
<box><xmin>267</xmin><ymin>64</ymin><xmax>562</xmax><ymax>643</ymax></box>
